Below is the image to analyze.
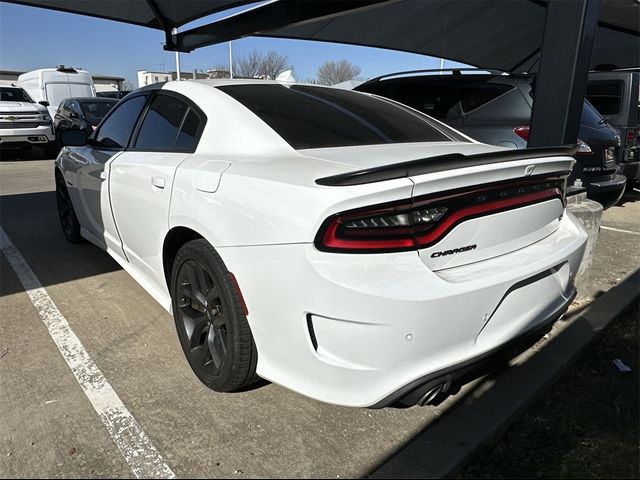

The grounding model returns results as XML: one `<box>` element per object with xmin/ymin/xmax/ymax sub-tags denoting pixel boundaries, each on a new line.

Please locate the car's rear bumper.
<box><xmin>217</xmin><ymin>213</ymin><xmax>587</xmax><ymax>407</ymax></box>
<box><xmin>370</xmin><ymin>287</ymin><xmax>575</xmax><ymax>408</ymax></box>
<box><xmin>586</xmin><ymin>173</ymin><xmax>627</xmax><ymax>208</ymax></box>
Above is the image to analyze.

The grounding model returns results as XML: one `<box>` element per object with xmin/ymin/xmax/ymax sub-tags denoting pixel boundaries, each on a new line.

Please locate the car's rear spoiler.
<box><xmin>315</xmin><ymin>145</ymin><xmax>579</xmax><ymax>187</ymax></box>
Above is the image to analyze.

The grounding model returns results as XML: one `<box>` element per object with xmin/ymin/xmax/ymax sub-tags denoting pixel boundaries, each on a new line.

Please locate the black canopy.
<box><xmin>6</xmin><ymin>0</ymin><xmax>638</xmax><ymax>71</ymax></box>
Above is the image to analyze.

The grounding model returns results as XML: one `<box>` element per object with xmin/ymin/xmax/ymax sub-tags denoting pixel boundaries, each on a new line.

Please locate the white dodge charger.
<box><xmin>55</xmin><ymin>80</ymin><xmax>587</xmax><ymax>408</ymax></box>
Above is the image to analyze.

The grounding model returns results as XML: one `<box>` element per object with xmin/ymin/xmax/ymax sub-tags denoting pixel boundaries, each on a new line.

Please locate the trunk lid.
<box><xmin>311</xmin><ymin>143</ymin><xmax>575</xmax><ymax>270</ymax></box>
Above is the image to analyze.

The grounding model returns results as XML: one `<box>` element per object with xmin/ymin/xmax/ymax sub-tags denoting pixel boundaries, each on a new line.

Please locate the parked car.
<box><xmin>356</xmin><ymin>70</ymin><xmax>627</xmax><ymax>208</ymax></box>
<box><xmin>55</xmin><ymin>80</ymin><xmax>587</xmax><ymax>407</ymax></box>
<box><xmin>587</xmin><ymin>70</ymin><xmax>639</xmax><ymax>185</ymax></box>
<box><xmin>97</xmin><ymin>90</ymin><xmax>131</xmax><ymax>99</ymax></box>
<box><xmin>18</xmin><ymin>66</ymin><xmax>96</xmax><ymax>118</ymax></box>
<box><xmin>54</xmin><ymin>97</ymin><xmax>118</xmax><ymax>136</ymax></box>
<box><xmin>0</xmin><ymin>85</ymin><xmax>57</xmax><ymax>156</ymax></box>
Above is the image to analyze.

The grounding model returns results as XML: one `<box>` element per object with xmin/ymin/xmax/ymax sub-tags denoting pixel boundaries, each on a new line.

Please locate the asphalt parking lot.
<box><xmin>1</xmin><ymin>151</ymin><xmax>639</xmax><ymax>478</ymax></box>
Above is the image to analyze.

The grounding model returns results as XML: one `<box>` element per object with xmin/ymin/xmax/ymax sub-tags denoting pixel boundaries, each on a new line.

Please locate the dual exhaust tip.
<box><xmin>398</xmin><ymin>376</ymin><xmax>453</xmax><ymax>407</ymax></box>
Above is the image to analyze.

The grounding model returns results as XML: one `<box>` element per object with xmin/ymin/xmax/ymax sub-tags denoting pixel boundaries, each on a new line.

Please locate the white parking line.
<box><xmin>0</xmin><ymin>227</ymin><xmax>175</xmax><ymax>479</ymax></box>
<box><xmin>601</xmin><ymin>226</ymin><xmax>640</xmax><ymax>236</ymax></box>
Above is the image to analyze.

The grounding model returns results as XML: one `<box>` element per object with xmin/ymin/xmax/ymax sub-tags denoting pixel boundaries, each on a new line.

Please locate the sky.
<box><xmin>0</xmin><ymin>2</ymin><xmax>469</xmax><ymax>87</ymax></box>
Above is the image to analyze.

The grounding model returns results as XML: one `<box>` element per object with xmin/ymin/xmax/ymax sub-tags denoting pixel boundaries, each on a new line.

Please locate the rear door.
<box><xmin>109</xmin><ymin>92</ymin><xmax>205</xmax><ymax>291</ymax></box>
<box><xmin>71</xmin><ymin>93</ymin><xmax>149</xmax><ymax>256</ymax></box>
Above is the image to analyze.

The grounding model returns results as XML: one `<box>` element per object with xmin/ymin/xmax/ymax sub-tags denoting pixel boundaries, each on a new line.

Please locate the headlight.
<box><xmin>41</xmin><ymin>114</ymin><xmax>51</xmax><ymax>122</ymax></box>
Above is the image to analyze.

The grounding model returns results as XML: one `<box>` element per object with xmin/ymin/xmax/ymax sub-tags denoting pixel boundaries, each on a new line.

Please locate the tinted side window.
<box><xmin>459</xmin><ymin>84</ymin><xmax>514</xmax><ymax>113</ymax></box>
<box><xmin>359</xmin><ymin>81</ymin><xmax>460</xmax><ymax>120</ymax></box>
<box><xmin>96</xmin><ymin>95</ymin><xmax>147</xmax><ymax>149</ymax></box>
<box><xmin>175</xmin><ymin>110</ymin><xmax>201</xmax><ymax>150</ymax></box>
<box><xmin>135</xmin><ymin>95</ymin><xmax>189</xmax><ymax>150</ymax></box>
<box><xmin>586</xmin><ymin>80</ymin><xmax>623</xmax><ymax>116</ymax></box>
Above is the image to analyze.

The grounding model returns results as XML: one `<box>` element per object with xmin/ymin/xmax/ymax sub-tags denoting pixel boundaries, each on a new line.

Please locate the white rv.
<box><xmin>18</xmin><ymin>66</ymin><xmax>96</xmax><ymax>117</ymax></box>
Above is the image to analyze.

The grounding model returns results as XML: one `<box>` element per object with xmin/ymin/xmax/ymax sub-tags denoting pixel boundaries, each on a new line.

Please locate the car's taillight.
<box><xmin>316</xmin><ymin>176</ymin><xmax>566</xmax><ymax>253</ymax></box>
<box><xmin>576</xmin><ymin>138</ymin><xmax>593</xmax><ymax>155</ymax></box>
<box><xmin>626</xmin><ymin>128</ymin><xmax>638</xmax><ymax>146</ymax></box>
<box><xmin>514</xmin><ymin>126</ymin><xmax>530</xmax><ymax>141</ymax></box>
<box><xmin>515</xmin><ymin>126</ymin><xmax>593</xmax><ymax>155</ymax></box>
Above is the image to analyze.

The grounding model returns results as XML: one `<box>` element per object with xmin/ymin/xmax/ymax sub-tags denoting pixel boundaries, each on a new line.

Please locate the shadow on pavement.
<box><xmin>616</xmin><ymin>188</ymin><xmax>640</xmax><ymax>207</ymax></box>
<box><xmin>366</xmin><ymin>268</ymin><xmax>640</xmax><ymax>479</ymax></box>
<box><xmin>0</xmin><ymin>190</ymin><xmax>121</xmax><ymax>297</ymax></box>
<box><xmin>0</xmin><ymin>146</ymin><xmax>51</xmax><ymax>162</ymax></box>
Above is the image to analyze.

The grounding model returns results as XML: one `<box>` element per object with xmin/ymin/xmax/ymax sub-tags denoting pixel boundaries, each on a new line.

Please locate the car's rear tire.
<box><xmin>171</xmin><ymin>239</ymin><xmax>258</xmax><ymax>392</ymax></box>
<box><xmin>55</xmin><ymin>171</ymin><xmax>85</xmax><ymax>243</ymax></box>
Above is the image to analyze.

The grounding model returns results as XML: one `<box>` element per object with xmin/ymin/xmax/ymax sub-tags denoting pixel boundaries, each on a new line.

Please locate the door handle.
<box><xmin>151</xmin><ymin>176</ymin><xmax>165</xmax><ymax>189</ymax></box>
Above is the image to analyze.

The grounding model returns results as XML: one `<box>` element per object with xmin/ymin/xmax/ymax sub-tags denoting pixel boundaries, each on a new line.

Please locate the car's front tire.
<box><xmin>171</xmin><ymin>239</ymin><xmax>258</xmax><ymax>392</ymax></box>
<box><xmin>55</xmin><ymin>171</ymin><xmax>85</xmax><ymax>244</ymax></box>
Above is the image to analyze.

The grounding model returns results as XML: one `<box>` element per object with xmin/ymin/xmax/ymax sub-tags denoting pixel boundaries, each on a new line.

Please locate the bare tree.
<box><xmin>121</xmin><ymin>80</ymin><xmax>134</xmax><ymax>91</ymax></box>
<box><xmin>234</xmin><ymin>50</ymin><xmax>290</xmax><ymax>80</ymax></box>
<box><xmin>260</xmin><ymin>51</ymin><xmax>291</xmax><ymax>80</ymax></box>
<box><xmin>316</xmin><ymin>60</ymin><xmax>361</xmax><ymax>86</ymax></box>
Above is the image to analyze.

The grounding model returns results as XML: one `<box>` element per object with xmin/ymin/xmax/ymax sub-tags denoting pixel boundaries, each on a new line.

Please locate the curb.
<box><xmin>368</xmin><ymin>270</ymin><xmax>640</xmax><ymax>479</ymax></box>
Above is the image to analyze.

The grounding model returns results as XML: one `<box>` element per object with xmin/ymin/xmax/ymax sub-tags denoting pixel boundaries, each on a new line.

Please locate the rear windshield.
<box><xmin>0</xmin><ymin>87</ymin><xmax>34</xmax><ymax>103</ymax></box>
<box><xmin>218</xmin><ymin>84</ymin><xmax>460</xmax><ymax>149</ymax></box>
<box><xmin>80</xmin><ymin>100</ymin><xmax>117</xmax><ymax>118</ymax></box>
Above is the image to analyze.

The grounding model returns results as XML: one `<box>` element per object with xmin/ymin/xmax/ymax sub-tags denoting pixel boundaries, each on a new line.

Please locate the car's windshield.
<box><xmin>218</xmin><ymin>84</ymin><xmax>465</xmax><ymax>149</ymax></box>
<box><xmin>0</xmin><ymin>87</ymin><xmax>34</xmax><ymax>103</ymax></box>
<box><xmin>581</xmin><ymin>99</ymin><xmax>606</xmax><ymax>127</ymax></box>
<box><xmin>80</xmin><ymin>100</ymin><xmax>117</xmax><ymax>118</ymax></box>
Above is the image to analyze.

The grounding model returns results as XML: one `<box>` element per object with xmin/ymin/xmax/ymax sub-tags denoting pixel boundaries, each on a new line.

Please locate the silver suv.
<box><xmin>356</xmin><ymin>69</ymin><xmax>626</xmax><ymax>208</ymax></box>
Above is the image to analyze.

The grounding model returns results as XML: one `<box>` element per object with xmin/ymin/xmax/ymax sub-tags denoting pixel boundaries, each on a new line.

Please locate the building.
<box><xmin>137</xmin><ymin>69</ymin><xmax>213</xmax><ymax>87</ymax></box>
<box><xmin>0</xmin><ymin>68</ymin><xmax>125</xmax><ymax>92</ymax></box>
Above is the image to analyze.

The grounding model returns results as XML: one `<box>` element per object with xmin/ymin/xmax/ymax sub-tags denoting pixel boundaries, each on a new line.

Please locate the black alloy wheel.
<box><xmin>171</xmin><ymin>239</ymin><xmax>258</xmax><ymax>392</ymax></box>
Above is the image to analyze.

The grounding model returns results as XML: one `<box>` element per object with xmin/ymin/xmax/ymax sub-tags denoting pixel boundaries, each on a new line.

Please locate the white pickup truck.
<box><xmin>0</xmin><ymin>85</ymin><xmax>57</xmax><ymax>156</ymax></box>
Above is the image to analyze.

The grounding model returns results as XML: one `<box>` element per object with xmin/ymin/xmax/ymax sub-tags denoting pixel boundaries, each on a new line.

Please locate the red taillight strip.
<box><xmin>414</xmin><ymin>188</ymin><xmax>561</xmax><ymax>247</ymax></box>
<box><xmin>321</xmin><ymin>219</ymin><xmax>416</xmax><ymax>251</ymax></box>
<box><xmin>316</xmin><ymin>174</ymin><xmax>567</xmax><ymax>253</ymax></box>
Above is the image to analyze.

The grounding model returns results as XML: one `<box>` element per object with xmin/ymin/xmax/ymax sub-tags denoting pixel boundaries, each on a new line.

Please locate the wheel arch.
<box><xmin>162</xmin><ymin>226</ymin><xmax>204</xmax><ymax>290</ymax></box>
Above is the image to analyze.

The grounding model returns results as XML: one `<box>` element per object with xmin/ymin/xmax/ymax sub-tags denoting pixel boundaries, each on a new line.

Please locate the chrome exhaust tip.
<box><xmin>417</xmin><ymin>383</ymin><xmax>445</xmax><ymax>406</ymax></box>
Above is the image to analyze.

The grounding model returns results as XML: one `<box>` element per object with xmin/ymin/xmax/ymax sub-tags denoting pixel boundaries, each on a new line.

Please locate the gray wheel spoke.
<box><xmin>207</xmin><ymin>326</ymin><xmax>226</xmax><ymax>369</ymax></box>
<box><xmin>184</xmin><ymin>262</ymin><xmax>207</xmax><ymax>309</ymax></box>
<box><xmin>181</xmin><ymin>310</ymin><xmax>209</xmax><ymax>349</ymax></box>
<box><xmin>190</xmin><ymin>343</ymin><xmax>213</xmax><ymax>368</ymax></box>
<box><xmin>195</xmin><ymin>263</ymin><xmax>212</xmax><ymax>301</ymax></box>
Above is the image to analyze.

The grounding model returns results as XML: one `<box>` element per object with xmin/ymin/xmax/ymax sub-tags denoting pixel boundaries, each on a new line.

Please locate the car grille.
<box><xmin>0</xmin><ymin>111</ymin><xmax>41</xmax><ymax>116</ymax></box>
<box><xmin>0</xmin><ymin>122</ymin><xmax>48</xmax><ymax>129</ymax></box>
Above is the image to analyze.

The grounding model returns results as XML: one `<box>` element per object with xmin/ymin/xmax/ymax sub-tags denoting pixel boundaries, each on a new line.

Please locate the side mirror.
<box><xmin>60</xmin><ymin>129</ymin><xmax>87</xmax><ymax>147</ymax></box>
<box><xmin>39</xmin><ymin>100</ymin><xmax>50</xmax><ymax>107</ymax></box>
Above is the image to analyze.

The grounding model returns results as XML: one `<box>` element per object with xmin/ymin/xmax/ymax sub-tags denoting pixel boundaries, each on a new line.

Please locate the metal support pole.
<box><xmin>528</xmin><ymin>0</ymin><xmax>601</xmax><ymax>148</ymax></box>
<box><xmin>173</xmin><ymin>27</ymin><xmax>181</xmax><ymax>80</ymax></box>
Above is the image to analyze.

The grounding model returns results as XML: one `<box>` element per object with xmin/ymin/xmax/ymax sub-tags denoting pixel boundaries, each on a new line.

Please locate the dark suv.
<box><xmin>356</xmin><ymin>70</ymin><xmax>626</xmax><ymax>208</ymax></box>
<box><xmin>587</xmin><ymin>70</ymin><xmax>639</xmax><ymax>184</ymax></box>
